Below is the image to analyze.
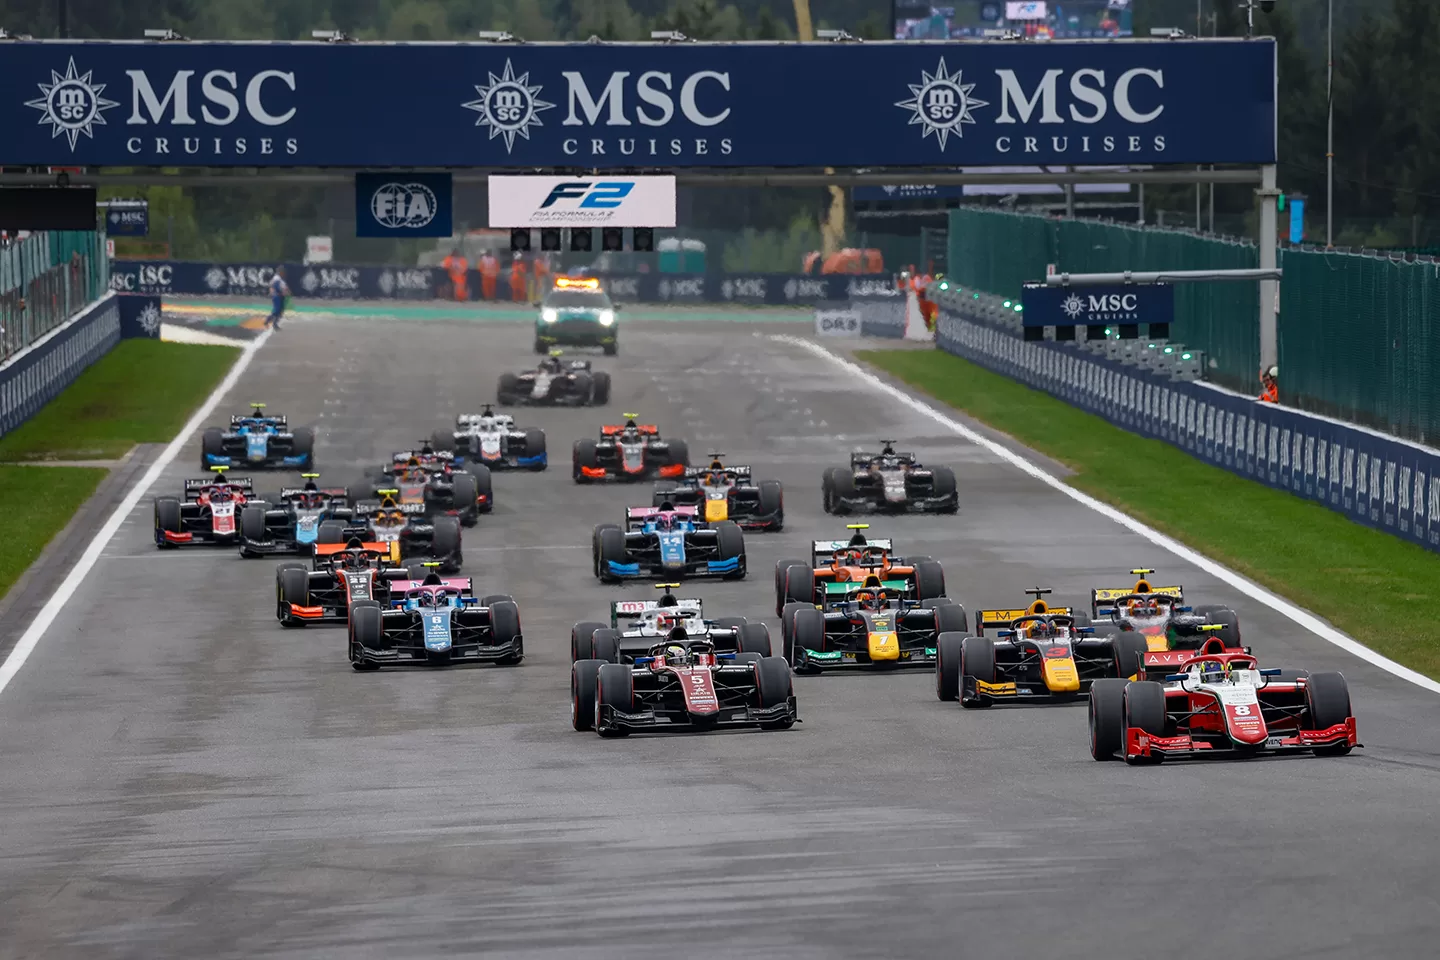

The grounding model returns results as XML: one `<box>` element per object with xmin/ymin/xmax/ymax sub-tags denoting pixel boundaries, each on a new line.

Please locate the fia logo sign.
<box><xmin>370</xmin><ymin>182</ymin><xmax>438</xmax><ymax>229</ymax></box>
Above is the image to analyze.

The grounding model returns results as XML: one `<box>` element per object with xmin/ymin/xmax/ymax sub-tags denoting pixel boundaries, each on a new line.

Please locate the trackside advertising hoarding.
<box><xmin>0</xmin><ymin>39</ymin><xmax>1275</xmax><ymax>167</ymax></box>
<box><xmin>488</xmin><ymin>176</ymin><xmax>676</xmax><ymax>228</ymax></box>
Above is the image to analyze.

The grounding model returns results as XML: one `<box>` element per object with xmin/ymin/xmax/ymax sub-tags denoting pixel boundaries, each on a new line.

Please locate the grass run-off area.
<box><xmin>0</xmin><ymin>339</ymin><xmax>240</xmax><ymax>461</ymax></box>
<box><xmin>0</xmin><ymin>339</ymin><xmax>239</xmax><ymax>602</ymax></box>
<box><xmin>859</xmin><ymin>348</ymin><xmax>1440</xmax><ymax>680</ymax></box>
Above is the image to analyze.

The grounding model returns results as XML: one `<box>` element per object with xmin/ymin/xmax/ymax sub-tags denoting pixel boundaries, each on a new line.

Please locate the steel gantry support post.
<box><xmin>1257</xmin><ymin>164</ymin><xmax>1280</xmax><ymax>373</ymax></box>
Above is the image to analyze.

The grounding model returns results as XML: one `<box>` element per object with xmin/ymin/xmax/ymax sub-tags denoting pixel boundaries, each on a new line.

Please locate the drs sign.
<box><xmin>488</xmin><ymin>175</ymin><xmax>676</xmax><ymax>227</ymax></box>
<box><xmin>354</xmin><ymin>171</ymin><xmax>452</xmax><ymax>237</ymax></box>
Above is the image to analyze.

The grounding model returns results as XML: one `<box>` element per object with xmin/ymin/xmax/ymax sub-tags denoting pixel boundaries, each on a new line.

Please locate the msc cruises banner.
<box><xmin>0</xmin><ymin>39</ymin><xmax>1276</xmax><ymax>167</ymax></box>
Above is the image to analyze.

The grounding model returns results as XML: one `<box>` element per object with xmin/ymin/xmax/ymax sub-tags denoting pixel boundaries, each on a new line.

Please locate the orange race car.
<box><xmin>572</xmin><ymin>414</ymin><xmax>690</xmax><ymax>483</ymax></box>
<box><xmin>772</xmin><ymin>524</ymin><xmax>947</xmax><ymax>617</ymax></box>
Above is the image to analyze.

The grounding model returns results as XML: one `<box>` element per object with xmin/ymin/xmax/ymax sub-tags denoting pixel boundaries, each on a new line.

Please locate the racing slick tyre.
<box><xmin>595</xmin><ymin>526</ymin><xmax>628</xmax><ymax>583</ymax></box>
<box><xmin>756</xmin><ymin>480</ymin><xmax>784</xmax><ymax>530</ymax></box>
<box><xmin>239</xmin><ymin>504</ymin><xmax>268</xmax><ymax>554</ymax></box>
<box><xmin>317</xmin><ymin>520</ymin><xmax>348</xmax><ymax>545</ymax></box>
<box><xmin>592</xmin><ymin>523</ymin><xmax>623</xmax><ymax>577</ymax></box>
<box><xmin>823</xmin><ymin>466</ymin><xmax>858</xmax><ymax>513</ymax></box>
<box><xmin>714</xmin><ymin>520</ymin><xmax>746</xmax><ymax>580</ymax></box>
<box><xmin>666</xmin><ymin>439</ymin><xmax>690</xmax><ymax>467</ymax></box>
<box><xmin>1305</xmin><ymin>671</ymin><xmax>1354</xmax><ymax>756</ymax></box>
<box><xmin>497</xmin><ymin>372</ymin><xmax>521</xmax><ymax>405</ymax></box>
<box><xmin>534</xmin><ymin>340</ymin><xmax>547</xmax><ymax>355</ymax></box>
<box><xmin>200</xmin><ymin>427</ymin><xmax>225</xmax><ymax>471</ymax></box>
<box><xmin>912</xmin><ymin>559</ymin><xmax>946</xmax><ymax>603</ymax></box>
<box><xmin>786</xmin><ymin>606</ymin><xmax>827</xmax><ymax>671</ymax></box>
<box><xmin>1113</xmin><ymin>632</ymin><xmax>1149</xmax><ymax>680</ymax></box>
<box><xmin>1122</xmin><ymin>681</ymin><xmax>1168</xmax><ymax>765</ymax></box>
<box><xmin>431</xmin><ymin>516</ymin><xmax>463</xmax><ymax>573</ymax></box>
<box><xmin>573</xmin><ymin>438</ymin><xmax>600</xmax><ymax>482</ymax></box>
<box><xmin>779</xmin><ymin>601</ymin><xmax>808</xmax><ymax>653</ymax></box>
<box><xmin>571</xmin><ymin>371</ymin><xmax>595</xmax><ymax>404</ymax></box>
<box><xmin>407</xmin><ymin>561</ymin><xmax>431</xmax><ymax>581</ymax></box>
<box><xmin>756</xmin><ymin>656</ymin><xmax>796</xmax><ymax>730</ymax></box>
<box><xmin>429</xmin><ymin>429</ymin><xmax>456</xmax><ymax>452</ymax></box>
<box><xmin>929</xmin><ymin>465</ymin><xmax>958</xmax><ymax>514</ymax></box>
<box><xmin>278</xmin><ymin>567</ymin><xmax>310</xmax><ymax>628</ymax></box>
<box><xmin>1193</xmin><ymin>604</ymin><xmax>1241</xmax><ymax>647</ymax></box>
<box><xmin>467</xmin><ymin>463</ymin><xmax>494</xmax><ymax>514</ymax></box>
<box><xmin>154</xmin><ymin>497</ymin><xmax>183</xmax><ymax>548</ymax></box>
<box><xmin>959</xmin><ymin>637</ymin><xmax>996</xmax><ymax>709</ymax></box>
<box><xmin>572</xmin><ymin>659</ymin><xmax>604</xmax><ymax>731</ymax></box>
<box><xmin>713</xmin><ymin>616</ymin><xmax>748</xmax><ymax>633</ymax></box>
<box><xmin>349</xmin><ymin>600</ymin><xmax>385</xmax><ymax>670</ymax></box>
<box><xmin>923</xmin><ymin>598</ymin><xmax>970</xmax><ymax>635</ymax></box>
<box><xmin>603</xmin><ymin>340</ymin><xmax>618</xmax><ymax>357</ymax></box>
<box><xmin>592</xmin><ymin>371</ymin><xmax>611</xmax><ymax>405</ymax></box>
<box><xmin>291</xmin><ymin>427</ymin><xmax>316</xmax><ymax>468</ymax></box>
<box><xmin>595</xmin><ymin>663</ymin><xmax>633</xmax><ymax>738</ymax></box>
<box><xmin>1088</xmin><ymin>678</ymin><xmax>1129</xmax><ymax>760</ymax></box>
<box><xmin>450</xmin><ymin>473</ymin><xmax>480</xmax><ymax>527</ymax></box>
<box><xmin>779</xmin><ymin>562</ymin><xmax>813</xmax><ymax>616</ymax></box>
<box><xmin>481</xmin><ymin>594</ymin><xmax>514</xmax><ymax>607</ymax></box>
<box><xmin>736</xmin><ymin>623</ymin><xmax>773</xmax><ymax>658</ymax></box>
<box><xmin>935</xmin><ymin>632</ymin><xmax>966</xmax><ymax>702</ymax></box>
<box><xmin>571</xmin><ymin>621</ymin><xmax>607</xmax><ymax>662</ymax></box>
<box><xmin>522</xmin><ymin>429</ymin><xmax>547</xmax><ymax>470</ymax></box>
<box><xmin>590</xmin><ymin>628</ymin><xmax>623</xmax><ymax>664</ymax></box>
<box><xmin>488</xmin><ymin>599</ymin><xmax>524</xmax><ymax>666</ymax></box>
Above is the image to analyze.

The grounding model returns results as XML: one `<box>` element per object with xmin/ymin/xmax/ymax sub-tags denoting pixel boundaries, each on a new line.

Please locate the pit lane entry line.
<box><xmin>774</xmin><ymin>334</ymin><xmax>1440</xmax><ymax>696</ymax></box>
<box><xmin>0</xmin><ymin>329</ymin><xmax>276</xmax><ymax>700</ymax></box>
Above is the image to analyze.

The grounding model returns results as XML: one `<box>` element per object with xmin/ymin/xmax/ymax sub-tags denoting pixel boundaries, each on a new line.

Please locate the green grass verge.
<box><xmin>0</xmin><ymin>466</ymin><xmax>107</xmax><ymax>600</ymax></box>
<box><xmin>859</xmin><ymin>348</ymin><xmax>1440</xmax><ymax>680</ymax></box>
<box><xmin>0</xmin><ymin>339</ymin><xmax>240</xmax><ymax>461</ymax></box>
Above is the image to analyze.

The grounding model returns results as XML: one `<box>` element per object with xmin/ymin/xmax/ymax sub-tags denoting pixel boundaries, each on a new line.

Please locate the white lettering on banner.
<box><xmin>126</xmin><ymin>69</ymin><xmax>296</xmax><ymax>127</ymax></box>
<box><xmin>1400</xmin><ymin>464</ymin><xmax>1412</xmax><ymax>531</ymax></box>
<box><xmin>1431</xmin><ymin>477</ymin><xmax>1440</xmax><ymax>544</ymax></box>
<box><xmin>125</xmin><ymin>136</ymin><xmax>298</xmax><ymax>156</ymax></box>
<box><xmin>560</xmin><ymin>70</ymin><xmax>730</xmax><ymax>129</ymax></box>
<box><xmin>1356</xmin><ymin>452</ymin><xmax>1368</xmax><ymax>503</ymax></box>
<box><xmin>1371</xmin><ymin>459</ymin><xmax>1383</xmax><ymax>519</ymax></box>
<box><xmin>1415</xmin><ymin>470</ymin><xmax>1427</xmax><ymax>532</ymax></box>
<box><xmin>605</xmin><ymin>276</ymin><xmax>640</xmax><ymax>299</ymax></box>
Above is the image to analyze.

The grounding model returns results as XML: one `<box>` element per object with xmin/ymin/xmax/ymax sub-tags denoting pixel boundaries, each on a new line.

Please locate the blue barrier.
<box><xmin>935</xmin><ymin>303</ymin><xmax>1440</xmax><ymax>553</ymax></box>
<box><xmin>0</xmin><ymin>291</ymin><xmax>121</xmax><ymax>437</ymax></box>
<box><xmin>109</xmin><ymin>260</ymin><xmax>889</xmax><ymax>307</ymax></box>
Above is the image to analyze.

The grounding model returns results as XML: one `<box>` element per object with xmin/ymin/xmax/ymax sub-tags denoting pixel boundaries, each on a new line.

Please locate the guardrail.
<box><xmin>109</xmin><ymin>259</ymin><xmax>896</xmax><ymax>307</ymax></box>
<box><xmin>3</xmin><ymin>232</ymin><xmax>109</xmax><ymax>362</ymax></box>
<box><xmin>933</xmin><ymin>291</ymin><xmax>1440</xmax><ymax>554</ymax></box>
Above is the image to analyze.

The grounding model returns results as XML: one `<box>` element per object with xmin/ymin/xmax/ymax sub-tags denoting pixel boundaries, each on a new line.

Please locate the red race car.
<box><xmin>274</xmin><ymin>538</ymin><xmax>416</xmax><ymax>627</ymax></box>
<box><xmin>1089</xmin><ymin>649</ymin><xmax>1359</xmax><ymax>764</ymax></box>
<box><xmin>154</xmin><ymin>467</ymin><xmax>255</xmax><ymax>547</ymax></box>
<box><xmin>572</xmin><ymin>414</ymin><xmax>689</xmax><ymax>483</ymax></box>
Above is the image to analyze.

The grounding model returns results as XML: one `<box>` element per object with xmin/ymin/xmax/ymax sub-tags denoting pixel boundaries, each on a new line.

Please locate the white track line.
<box><xmin>0</xmin><ymin>330</ymin><xmax>272</xmax><ymax>699</ymax></box>
<box><xmin>775</xmin><ymin>334</ymin><xmax>1440</xmax><ymax>696</ymax></box>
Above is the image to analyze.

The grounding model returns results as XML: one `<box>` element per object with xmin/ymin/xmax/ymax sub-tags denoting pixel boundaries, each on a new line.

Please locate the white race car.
<box><xmin>432</xmin><ymin>405</ymin><xmax>547</xmax><ymax>470</ymax></box>
<box><xmin>569</xmin><ymin>584</ymin><xmax>772</xmax><ymax>664</ymax></box>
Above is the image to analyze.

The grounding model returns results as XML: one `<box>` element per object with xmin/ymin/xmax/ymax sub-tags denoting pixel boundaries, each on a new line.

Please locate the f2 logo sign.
<box><xmin>539</xmin><ymin>181</ymin><xmax>635</xmax><ymax>209</ymax></box>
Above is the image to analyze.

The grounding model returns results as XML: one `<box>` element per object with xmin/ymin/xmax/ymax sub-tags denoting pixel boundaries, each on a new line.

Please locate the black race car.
<box><xmin>321</xmin><ymin>494</ymin><xmax>464</xmax><ymax>574</ymax></box>
<box><xmin>238</xmin><ymin>474</ymin><xmax>354</xmax><ymax>557</ymax></box>
<box><xmin>653</xmin><ymin>454</ymin><xmax>784</xmax><ymax>530</ymax></box>
<box><xmin>822</xmin><ymin>440</ymin><xmax>958</xmax><ymax>515</ymax></box>
<box><xmin>574</xmin><ymin>415</ymin><xmax>689</xmax><ymax>483</ymax></box>
<box><xmin>372</xmin><ymin>447</ymin><xmax>491</xmax><ymax>525</ymax></box>
<box><xmin>779</xmin><ymin>574</ymin><xmax>968</xmax><ymax>671</ymax></box>
<box><xmin>274</xmin><ymin>538</ymin><xmax>414</xmax><ymax>627</ymax></box>
<box><xmin>201</xmin><ymin>403</ymin><xmax>315</xmax><ymax>472</ymax></box>
<box><xmin>498</xmin><ymin>352</ymin><xmax>611</xmax><ymax>407</ymax></box>
<box><xmin>349</xmin><ymin>572</ymin><xmax>523</xmax><ymax>670</ymax></box>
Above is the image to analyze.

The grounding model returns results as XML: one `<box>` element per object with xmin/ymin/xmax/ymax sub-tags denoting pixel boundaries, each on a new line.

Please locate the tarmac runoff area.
<box><xmin>1</xmin><ymin>315</ymin><xmax>1438</xmax><ymax>959</ymax></box>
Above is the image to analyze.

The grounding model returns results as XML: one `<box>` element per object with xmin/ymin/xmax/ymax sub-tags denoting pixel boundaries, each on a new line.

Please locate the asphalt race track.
<box><xmin>2</xmin><ymin>315</ymin><xmax>1440</xmax><ymax>959</ymax></box>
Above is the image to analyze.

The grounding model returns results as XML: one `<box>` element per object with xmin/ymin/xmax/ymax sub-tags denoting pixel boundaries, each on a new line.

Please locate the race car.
<box><xmin>1090</xmin><ymin>569</ymin><xmax>1246</xmax><ymax>674</ymax></box>
<box><xmin>592</xmin><ymin>504</ymin><xmax>746</xmax><ymax>582</ymax></box>
<box><xmin>333</xmin><ymin>492</ymin><xmax>465</xmax><ymax>574</ymax></box>
<box><xmin>571</xmin><ymin>583</ymin><xmax>774</xmax><ymax>664</ymax></box>
<box><xmin>274</xmin><ymin>537</ymin><xmax>415</xmax><ymax>627</ymax></box>
<box><xmin>572</xmin><ymin>636</ymin><xmax>796</xmax><ymax>736</ymax></box>
<box><xmin>779</xmin><ymin>573</ymin><xmax>968</xmax><ymax>671</ymax></box>
<box><xmin>499</xmin><ymin>350</ymin><xmax>611</xmax><ymax>406</ymax></box>
<box><xmin>1088</xmin><ymin>652</ymin><xmax>1359</xmax><ymax>764</ymax></box>
<box><xmin>822</xmin><ymin>441</ymin><xmax>957</xmax><ymax>514</ymax></box>
<box><xmin>535</xmin><ymin>276</ymin><xmax>619</xmax><ymax>355</ymax></box>
<box><xmin>200</xmin><ymin>403</ymin><xmax>315</xmax><ymax>472</ymax></box>
<box><xmin>348</xmin><ymin>568</ymin><xmax>522</xmax><ymax>670</ymax></box>
<box><xmin>237</xmin><ymin>473</ymin><xmax>354</xmax><ymax>557</ymax></box>
<box><xmin>773</xmin><ymin>524</ymin><xmax>946</xmax><ymax>616</ymax></box>
<box><xmin>154</xmin><ymin>467</ymin><xmax>256</xmax><ymax>548</ymax></box>
<box><xmin>653</xmin><ymin>454</ymin><xmax>784</xmax><ymax>529</ymax></box>
<box><xmin>372</xmin><ymin>447</ymin><xmax>490</xmax><ymax>524</ymax></box>
<box><xmin>573</xmin><ymin>414</ymin><xmax>689</xmax><ymax>483</ymax></box>
<box><xmin>431</xmin><ymin>405</ymin><xmax>546</xmax><ymax>470</ymax></box>
<box><xmin>934</xmin><ymin>588</ymin><xmax>1152</xmax><ymax>707</ymax></box>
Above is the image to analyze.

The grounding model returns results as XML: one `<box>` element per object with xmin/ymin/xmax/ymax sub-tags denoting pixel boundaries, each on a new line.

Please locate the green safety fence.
<box><xmin>0</xmin><ymin>231</ymin><xmax>110</xmax><ymax>362</ymax></box>
<box><xmin>947</xmin><ymin>208</ymin><xmax>1440</xmax><ymax>444</ymax></box>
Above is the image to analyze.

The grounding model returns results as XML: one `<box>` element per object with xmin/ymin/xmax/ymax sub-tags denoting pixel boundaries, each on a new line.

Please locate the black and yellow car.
<box><xmin>535</xmin><ymin>276</ymin><xmax>618</xmax><ymax>355</ymax></box>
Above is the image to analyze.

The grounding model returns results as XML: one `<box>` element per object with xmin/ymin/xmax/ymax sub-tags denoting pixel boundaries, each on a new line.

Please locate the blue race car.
<box><xmin>348</xmin><ymin>569</ymin><xmax>523</xmax><ymax>670</ymax></box>
<box><xmin>238</xmin><ymin>474</ymin><xmax>356</xmax><ymax>557</ymax></box>
<box><xmin>201</xmin><ymin>403</ymin><xmax>315</xmax><ymax>471</ymax></box>
<box><xmin>592</xmin><ymin>504</ymin><xmax>746</xmax><ymax>583</ymax></box>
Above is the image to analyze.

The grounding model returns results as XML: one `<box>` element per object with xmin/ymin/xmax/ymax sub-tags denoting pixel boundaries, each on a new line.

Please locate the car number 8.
<box><xmin>1233</xmin><ymin>704</ymin><xmax>1251</xmax><ymax>716</ymax></box>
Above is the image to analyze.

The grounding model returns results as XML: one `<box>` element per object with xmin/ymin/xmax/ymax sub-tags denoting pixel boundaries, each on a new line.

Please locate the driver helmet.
<box><xmin>343</xmin><ymin>550</ymin><xmax>369</xmax><ymax>569</ymax></box>
<box><xmin>1133</xmin><ymin>598</ymin><xmax>1160</xmax><ymax>617</ymax></box>
<box><xmin>302</xmin><ymin>492</ymin><xmax>324</xmax><ymax>508</ymax></box>
<box><xmin>654</xmin><ymin>613</ymin><xmax>676</xmax><ymax>633</ymax></box>
<box><xmin>846</xmin><ymin>548</ymin><xmax>866</xmax><ymax>566</ymax></box>
<box><xmin>540</xmin><ymin>356</ymin><xmax>563</xmax><ymax>373</ymax></box>
<box><xmin>1025</xmin><ymin>619</ymin><xmax>1055</xmax><ymax>639</ymax></box>
<box><xmin>1198</xmin><ymin>660</ymin><xmax>1229</xmax><ymax>683</ymax></box>
<box><xmin>707</xmin><ymin>470</ymin><xmax>725</xmax><ymax>485</ymax></box>
<box><xmin>664</xmin><ymin>643</ymin><xmax>687</xmax><ymax>664</ymax></box>
<box><xmin>653</xmin><ymin>512</ymin><xmax>676</xmax><ymax>531</ymax></box>
<box><xmin>854</xmin><ymin>590</ymin><xmax>882</xmax><ymax>611</ymax></box>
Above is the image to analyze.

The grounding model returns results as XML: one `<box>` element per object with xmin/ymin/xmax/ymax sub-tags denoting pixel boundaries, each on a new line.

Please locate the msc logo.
<box><xmin>895</xmin><ymin>59</ymin><xmax>988</xmax><ymax>150</ymax></box>
<box><xmin>25</xmin><ymin>58</ymin><xmax>120</xmax><ymax>150</ymax></box>
<box><xmin>462</xmin><ymin>59</ymin><xmax>555</xmax><ymax>153</ymax></box>
<box><xmin>539</xmin><ymin>182</ymin><xmax>635</xmax><ymax>209</ymax></box>
<box><xmin>370</xmin><ymin>182</ymin><xmax>438</xmax><ymax>229</ymax></box>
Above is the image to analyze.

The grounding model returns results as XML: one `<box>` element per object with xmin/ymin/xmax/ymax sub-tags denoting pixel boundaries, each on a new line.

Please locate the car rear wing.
<box><xmin>610</xmin><ymin>597</ymin><xmax>703</xmax><ymax>627</ymax></box>
<box><xmin>279</xmin><ymin>486</ymin><xmax>349</xmax><ymax>498</ymax></box>
<box><xmin>823</xmin><ymin>579</ymin><xmax>912</xmax><ymax>597</ymax></box>
<box><xmin>602</xmin><ymin>424</ymin><xmax>658</xmax><ymax>436</ymax></box>
<box><xmin>455</xmin><ymin>414</ymin><xmax>514</xmax><ymax>428</ymax></box>
<box><xmin>683</xmin><ymin>464</ymin><xmax>750</xmax><ymax>479</ymax></box>
<box><xmin>353</xmin><ymin>499</ymin><xmax>427</xmax><ymax>515</ymax></box>
<box><xmin>391</xmin><ymin>449</ymin><xmax>456</xmax><ymax>462</ymax></box>
<box><xmin>811</xmin><ymin>537</ymin><xmax>892</xmax><ymax>559</ymax></box>
<box><xmin>184</xmin><ymin>476</ymin><xmax>253</xmax><ymax>497</ymax></box>
<box><xmin>1092</xmin><ymin>585</ymin><xmax>1184</xmax><ymax>615</ymax></box>
<box><xmin>976</xmin><ymin>607</ymin><xmax>1074</xmax><ymax>633</ymax></box>
<box><xmin>391</xmin><ymin>577</ymin><xmax>474</xmax><ymax>593</ymax></box>
<box><xmin>849</xmin><ymin>451</ymin><xmax>915</xmax><ymax>466</ymax></box>
<box><xmin>230</xmin><ymin>414</ymin><xmax>286</xmax><ymax>427</ymax></box>
<box><xmin>628</xmin><ymin>504</ymin><xmax>698</xmax><ymax>519</ymax></box>
<box><xmin>313</xmin><ymin>541</ymin><xmax>394</xmax><ymax>557</ymax></box>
